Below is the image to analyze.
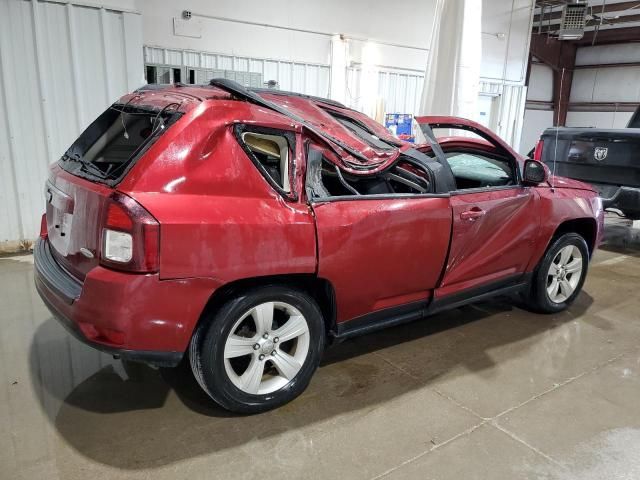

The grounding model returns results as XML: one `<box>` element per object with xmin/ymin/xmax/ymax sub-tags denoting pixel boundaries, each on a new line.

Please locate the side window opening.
<box><xmin>445</xmin><ymin>151</ymin><xmax>514</xmax><ymax>190</ymax></box>
<box><xmin>307</xmin><ymin>144</ymin><xmax>432</xmax><ymax>199</ymax></box>
<box><xmin>242</xmin><ymin>132</ymin><xmax>291</xmax><ymax>193</ymax></box>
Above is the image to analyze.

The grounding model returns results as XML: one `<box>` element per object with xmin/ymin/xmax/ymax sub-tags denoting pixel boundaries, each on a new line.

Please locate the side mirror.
<box><xmin>523</xmin><ymin>159</ymin><xmax>547</xmax><ymax>185</ymax></box>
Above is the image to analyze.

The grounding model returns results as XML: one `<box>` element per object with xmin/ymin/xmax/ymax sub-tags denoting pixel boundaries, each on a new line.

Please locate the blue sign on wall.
<box><xmin>385</xmin><ymin>113</ymin><xmax>414</xmax><ymax>143</ymax></box>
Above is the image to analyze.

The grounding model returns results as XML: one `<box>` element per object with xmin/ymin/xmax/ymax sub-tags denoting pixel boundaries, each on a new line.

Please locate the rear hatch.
<box><xmin>540</xmin><ymin>128</ymin><xmax>640</xmax><ymax>190</ymax></box>
<box><xmin>45</xmin><ymin>93</ymin><xmax>186</xmax><ymax>279</ymax></box>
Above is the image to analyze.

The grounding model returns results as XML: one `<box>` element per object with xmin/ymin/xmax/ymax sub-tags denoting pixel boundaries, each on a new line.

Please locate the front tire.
<box><xmin>525</xmin><ymin>233</ymin><xmax>589</xmax><ymax>313</ymax></box>
<box><xmin>189</xmin><ymin>286</ymin><xmax>324</xmax><ymax>413</ymax></box>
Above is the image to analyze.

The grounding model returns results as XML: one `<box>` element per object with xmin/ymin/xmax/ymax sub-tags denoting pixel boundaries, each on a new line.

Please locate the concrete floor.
<box><xmin>2</xmin><ymin>217</ymin><xmax>640</xmax><ymax>480</ymax></box>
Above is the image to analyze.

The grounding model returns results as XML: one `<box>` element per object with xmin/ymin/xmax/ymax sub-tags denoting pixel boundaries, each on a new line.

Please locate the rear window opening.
<box><xmin>59</xmin><ymin>104</ymin><xmax>181</xmax><ymax>185</ymax></box>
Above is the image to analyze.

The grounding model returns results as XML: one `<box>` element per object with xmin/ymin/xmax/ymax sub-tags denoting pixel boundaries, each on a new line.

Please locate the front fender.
<box><xmin>526</xmin><ymin>187</ymin><xmax>602</xmax><ymax>271</ymax></box>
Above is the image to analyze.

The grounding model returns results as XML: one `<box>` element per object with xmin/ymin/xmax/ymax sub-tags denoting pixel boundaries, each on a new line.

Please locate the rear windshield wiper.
<box><xmin>62</xmin><ymin>152</ymin><xmax>107</xmax><ymax>178</ymax></box>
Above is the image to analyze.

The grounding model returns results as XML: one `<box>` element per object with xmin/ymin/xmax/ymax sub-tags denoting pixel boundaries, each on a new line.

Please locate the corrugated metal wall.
<box><xmin>346</xmin><ymin>66</ymin><xmax>424</xmax><ymax>116</ymax></box>
<box><xmin>0</xmin><ymin>0</ymin><xmax>143</xmax><ymax>251</ymax></box>
<box><xmin>144</xmin><ymin>46</ymin><xmax>331</xmax><ymax>98</ymax></box>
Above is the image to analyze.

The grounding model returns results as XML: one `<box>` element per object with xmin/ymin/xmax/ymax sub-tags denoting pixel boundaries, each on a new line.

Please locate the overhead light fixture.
<box><xmin>558</xmin><ymin>1</ymin><xmax>587</xmax><ymax>40</ymax></box>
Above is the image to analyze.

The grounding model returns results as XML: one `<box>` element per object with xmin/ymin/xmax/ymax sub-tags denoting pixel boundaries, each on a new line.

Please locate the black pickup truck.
<box><xmin>535</xmin><ymin>107</ymin><xmax>640</xmax><ymax>219</ymax></box>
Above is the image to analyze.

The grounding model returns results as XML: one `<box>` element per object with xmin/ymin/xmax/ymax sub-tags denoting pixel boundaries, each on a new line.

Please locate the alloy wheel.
<box><xmin>546</xmin><ymin>245</ymin><xmax>583</xmax><ymax>304</ymax></box>
<box><xmin>223</xmin><ymin>301</ymin><xmax>310</xmax><ymax>395</ymax></box>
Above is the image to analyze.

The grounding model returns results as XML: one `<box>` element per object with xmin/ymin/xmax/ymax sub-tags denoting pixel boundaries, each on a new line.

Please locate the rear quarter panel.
<box><xmin>123</xmin><ymin>101</ymin><xmax>317</xmax><ymax>282</ymax></box>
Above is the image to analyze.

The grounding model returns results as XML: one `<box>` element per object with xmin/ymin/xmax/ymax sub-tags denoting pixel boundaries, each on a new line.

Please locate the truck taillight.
<box><xmin>533</xmin><ymin>139</ymin><xmax>544</xmax><ymax>161</ymax></box>
<box><xmin>100</xmin><ymin>193</ymin><xmax>159</xmax><ymax>273</ymax></box>
<box><xmin>40</xmin><ymin>213</ymin><xmax>48</xmax><ymax>239</ymax></box>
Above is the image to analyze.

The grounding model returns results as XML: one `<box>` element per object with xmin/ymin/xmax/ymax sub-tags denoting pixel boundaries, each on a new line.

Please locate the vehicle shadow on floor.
<box><xmin>29</xmin><ymin>291</ymin><xmax>601</xmax><ymax>470</ymax></box>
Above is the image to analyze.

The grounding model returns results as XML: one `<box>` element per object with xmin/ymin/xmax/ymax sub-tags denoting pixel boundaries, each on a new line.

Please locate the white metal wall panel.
<box><xmin>346</xmin><ymin>67</ymin><xmax>425</xmax><ymax>116</ymax></box>
<box><xmin>571</xmin><ymin>67</ymin><xmax>640</xmax><ymax>103</ymax></box>
<box><xmin>576</xmin><ymin>44</ymin><xmax>640</xmax><ymax>66</ymax></box>
<box><xmin>495</xmin><ymin>84</ymin><xmax>528</xmax><ymax>151</ymax></box>
<box><xmin>519</xmin><ymin>109</ymin><xmax>554</xmax><ymax>154</ymax></box>
<box><xmin>527</xmin><ymin>64</ymin><xmax>553</xmax><ymax>102</ymax></box>
<box><xmin>566</xmin><ymin>111</ymin><xmax>634</xmax><ymax>129</ymax></box>
<box><xmin>143</xmin><ymin>46</ymin><xmax>331</xmax><ymax>98</ymax></box>
<box><xmin>0</xmin><ymin>0</ymin><xmax>143</xmax><ymax>249</ymax></box>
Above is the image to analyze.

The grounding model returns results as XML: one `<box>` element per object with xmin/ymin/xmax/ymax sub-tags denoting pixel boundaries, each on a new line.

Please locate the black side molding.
<box><xmin>334</xmin><ymin>273</ymin><xmax>531</xmax><ymax>340</ymax></box>
<box><xmin>427</xmin><ymin>273</ymin><xmax>531</xmax><ymax>315</ymax></box>
<box><xmin>335</xmin><ymin>301</ymin><xmax>428</xmax><ymax>339</ymax></box>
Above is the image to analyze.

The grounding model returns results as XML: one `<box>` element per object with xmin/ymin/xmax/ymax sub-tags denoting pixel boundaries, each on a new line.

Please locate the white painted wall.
<box><xmin>520</xmin><ymin>109</ymin><xmax>553</xmax><ymax>154</ymax></box>
<box><xmin>576</xmin><ymin>44</ymin><xmax>640</xmax><ymax>66</ymax></box>
<box><xmin>527</xmin><ymin>63</ymin><xmax>553</xmax><ymax>102</ymax></box>
<box><xmin>137</xmin><ymin>0</ymin><xmax>437</xmax><ymax>69</ymax></box>
<box><xmin>481</xmin><ymin>0</ymin><xmax>534</xmax><ymax>84</ymax></box>
<box><xmin>136</xmin><ymin>0</ymin><xmax>533</xmax><ymax>84</ymax></box>
<box><xmin>519</xmin><ymin>63</ymin><xmax>553</xmax><ymax>153</ymax></box>
<box><xmin>571</xmin><ymin>67</ymin><xmax>640</xmax><ymax>104</ymax></box>
<box><xmin>569</xmin><ymin>44</ymin><xmax>640</xmax><ymax>129</ymax></box>
<box><xmin>566</xmin><ymin>111</ymin><xmax>634</xmax><ymax>129</ymax></box>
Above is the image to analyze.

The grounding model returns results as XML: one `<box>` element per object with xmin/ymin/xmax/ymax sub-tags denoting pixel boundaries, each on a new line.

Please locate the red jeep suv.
<box><xmin>35</xmin><ymin>79</ymin><xmax>604</xmax><ymax>412</ymax></box>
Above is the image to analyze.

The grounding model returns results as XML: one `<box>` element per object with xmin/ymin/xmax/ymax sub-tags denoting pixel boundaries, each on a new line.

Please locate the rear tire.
<box><xmin>189</xmin><ymin>286</ymin><xmax>324</xmax><ymax>414</ymax></box>
<box><xmin>525</xmin><ymin>233</ymin><xmax>589</xmax><ymax>313</ymax></box>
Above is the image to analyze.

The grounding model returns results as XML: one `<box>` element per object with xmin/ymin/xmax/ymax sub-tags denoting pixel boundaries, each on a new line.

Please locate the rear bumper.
<box><xmin>35</xmin><ymin>280</ymin><xmax>183</xmax><ymax>367</ymax></box>
<box><xmin>34</xmin><ymin>238</ymin><xmax>217</xmax><ymax>367</ymax></box>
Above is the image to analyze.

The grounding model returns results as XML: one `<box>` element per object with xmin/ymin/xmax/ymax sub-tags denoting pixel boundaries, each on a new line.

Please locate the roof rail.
<box><xmin>135</xmin><ymin>84</ymin><xmax>172</xmax><ymax>91</ymax></box>
<box><xmin>248</xmin><ymin>87</ymin><xmax>347</xmax><ymax>109</ymax></box>
<box><xmin>208</xmin><ymin>78</ymin><xmax>368</xmax><ymax>162</ymax></box>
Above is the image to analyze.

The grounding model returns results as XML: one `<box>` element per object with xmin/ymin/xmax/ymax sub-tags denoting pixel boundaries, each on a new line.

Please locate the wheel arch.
<box><xmin>550</xmin><ymin>217</ymin><xmax>598</xmax><ymax>257</ymax></box>
<box><xmin>527</xmin><ymin>216</ymin><xmax>598</xmax><ymax>274</ymax></box>
<box><xmin>193</xmin><ymin>274</ymin><xmax>337</xmax><ymax>345</ymax></box>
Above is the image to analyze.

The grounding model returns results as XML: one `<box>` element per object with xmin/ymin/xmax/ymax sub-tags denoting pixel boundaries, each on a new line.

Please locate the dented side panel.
<box><xmin>312</xmin><ymin>197</ymin><xmax>452</xmax><ymax>323</ymax></box>
<box><xmin>437</xmin><ymin>187</ymin><xmax>539</xmax><ymax>296</ymax></box>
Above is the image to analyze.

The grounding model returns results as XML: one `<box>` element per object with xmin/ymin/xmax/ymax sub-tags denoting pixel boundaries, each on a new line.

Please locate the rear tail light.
<box><xmin>533</xmin><ymin>139</ymin><xmax>544</xmax><ymax>161</ymax></box>
<box><xmin>40</xmin><ymin>213</ymin><xmax>48</xmax><ymax>239</ymax></box>
<box><xmin>100</xmin><ymin>193</ymin><xmax>159</xmax><ymax>273</ymax></box>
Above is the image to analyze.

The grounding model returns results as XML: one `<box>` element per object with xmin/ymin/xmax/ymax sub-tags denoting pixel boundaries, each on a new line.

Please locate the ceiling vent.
<box><xmin>558</xmin><ymin>1</ymin><xmax>587</xmax><ymax>40</ymax></box>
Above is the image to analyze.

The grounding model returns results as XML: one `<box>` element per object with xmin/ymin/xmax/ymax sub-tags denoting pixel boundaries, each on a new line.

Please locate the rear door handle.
<box><xmin>460</xmin><ymin>208</ymin><xmax>485</xmax><ymax>221</ymax></box>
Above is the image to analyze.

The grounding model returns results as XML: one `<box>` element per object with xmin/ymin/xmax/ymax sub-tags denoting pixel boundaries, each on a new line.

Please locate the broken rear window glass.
<box><xmin>59</xmin><ymin>103</ymin><xmax>181</xmax><ymax>185</ymax></box>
